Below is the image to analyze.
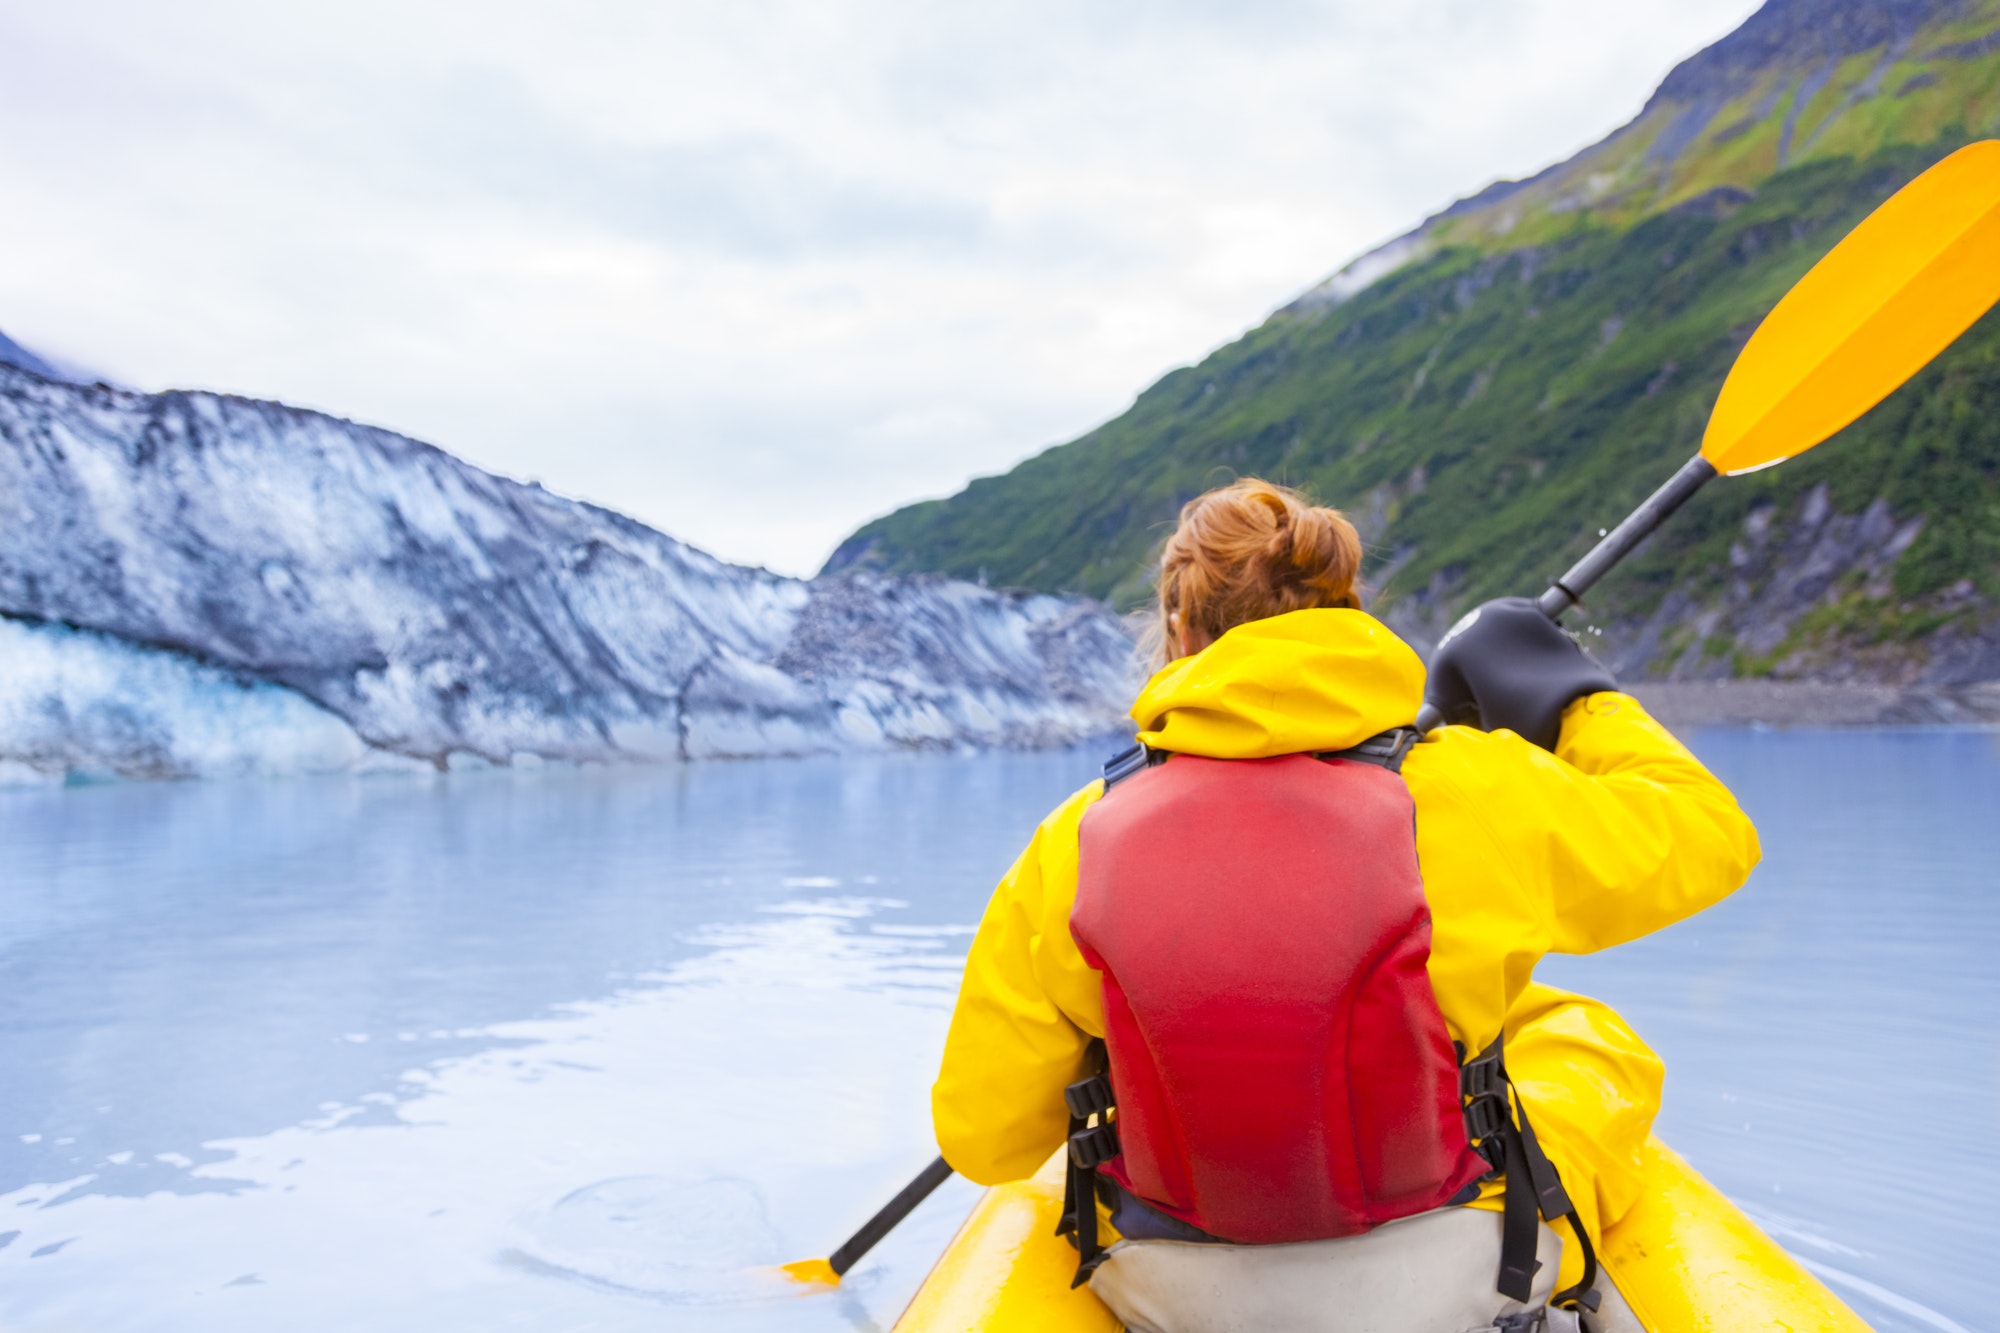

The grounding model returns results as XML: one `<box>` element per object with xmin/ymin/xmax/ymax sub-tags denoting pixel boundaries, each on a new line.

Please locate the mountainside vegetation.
<box><xmin>832</xmin><ymin>0</ymin><xmax>2000</xmax><ymax>689</ymax></box>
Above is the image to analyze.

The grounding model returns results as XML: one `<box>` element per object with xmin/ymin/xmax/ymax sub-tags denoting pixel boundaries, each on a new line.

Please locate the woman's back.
<box><xmin>930</xmin><ymin>479</ymin><xmax>1757</xmax><ymax>1332</ymax></box>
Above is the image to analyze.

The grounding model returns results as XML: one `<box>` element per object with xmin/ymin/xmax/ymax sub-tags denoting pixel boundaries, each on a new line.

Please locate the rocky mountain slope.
<box><xmin>0</xmin><ymin>363</ymin><xmax>1136</xmax><ymax>781</ymax></box>
<box><xmin>831</xmin><ymin>0</ymin><xmax>2000</xmax><ymax>706</ymax></box>
<box><xmin>0</xmin><ymin>327</ymin><xmax>75</xmax><ymax>384</ymax></box>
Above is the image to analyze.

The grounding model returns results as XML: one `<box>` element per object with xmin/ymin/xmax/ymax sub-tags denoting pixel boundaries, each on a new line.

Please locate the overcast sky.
<box><xmin>0</xmin><ymin>0</ymin><xmax>1762</xmax><ymax>576</ymax></box>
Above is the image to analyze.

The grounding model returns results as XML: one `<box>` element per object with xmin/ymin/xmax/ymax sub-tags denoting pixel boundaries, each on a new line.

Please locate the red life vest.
<box><xmin>1070</xmin><ymin>748</ymin><xmax>1487</xmax><ymax>1245</ymax></box>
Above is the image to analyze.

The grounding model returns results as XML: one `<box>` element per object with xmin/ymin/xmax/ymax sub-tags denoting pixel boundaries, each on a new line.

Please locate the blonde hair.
<box><xmin>1154</xmin><ymin>478</ymin><xmax>1363</xmax><ymax>664</ymax></box>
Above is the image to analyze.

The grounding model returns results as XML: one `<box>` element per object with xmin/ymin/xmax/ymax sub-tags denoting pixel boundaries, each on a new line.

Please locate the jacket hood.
<box><xmin>1131</xmin><ymin>609</ymin><xmax>1425</xmax><ymax>758</ymax></box>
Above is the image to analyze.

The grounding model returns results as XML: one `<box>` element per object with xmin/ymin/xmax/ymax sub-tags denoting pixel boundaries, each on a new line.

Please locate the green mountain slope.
<box><xmin>830</xmin><ymin>0</ymin><xmax>2000</xmax><ymax>689</ymax></box>
<box><xmin>1419</xmin><ymin>0</ymin><xmax>2000</xmax><ymax>254</ymax></box>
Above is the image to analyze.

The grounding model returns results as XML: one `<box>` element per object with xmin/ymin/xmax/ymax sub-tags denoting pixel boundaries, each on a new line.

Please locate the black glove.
<box><xmin>1423</xmin><ymin>597</ymin><xmax>1617</xmax><ymax>752</ymax></box>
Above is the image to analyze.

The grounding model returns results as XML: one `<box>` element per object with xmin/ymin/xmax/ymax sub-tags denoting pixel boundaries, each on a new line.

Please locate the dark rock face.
<box><xmin>0</xmin><ymin>364</ymin><xmax>1137</xmax><ymax>771</ymax></box>
<box><xmin>1381</xmin><ymin>477</ymin><xmax>2000</xmax><ymax>708</ymax></box>
<box><xmin>1596</xmin><ymin>482</ymin><xmax>1930</xmax><ymax>683</ymax></box>
<box><xmin>1650</xmin><ymin>0</ymin><xmax>1963</xmax><ymax>107</ymax></box>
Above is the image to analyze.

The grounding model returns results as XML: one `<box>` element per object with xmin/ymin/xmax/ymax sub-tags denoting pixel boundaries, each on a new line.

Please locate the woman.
<box><xmin>931</xmin><ymin>479</ymin><xmax>1758</xmax><ymax>1332</ymax></box>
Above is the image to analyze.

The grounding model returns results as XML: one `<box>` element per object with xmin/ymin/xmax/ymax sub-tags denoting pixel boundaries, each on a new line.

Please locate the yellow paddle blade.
<box><xmin>778</xmin><ymin>1257</ymin><xmax>841</xmax><ymax>1286</ymax></box>
<box><xmin>1701</xmin><ymin>139</ymin><xmax>2000</xmax><ymax>476</ymax></box>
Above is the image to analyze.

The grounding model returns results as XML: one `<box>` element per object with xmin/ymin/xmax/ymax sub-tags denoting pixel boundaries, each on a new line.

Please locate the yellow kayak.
<box><xmin>891</xmin><ymin>1139</ymin><xmax>1868</xmax><ymax>1332</ymax></box>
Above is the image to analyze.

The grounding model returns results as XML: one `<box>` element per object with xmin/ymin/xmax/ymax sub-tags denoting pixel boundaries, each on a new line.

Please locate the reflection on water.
<box><xmin>510</xmin><ymin>1175</ymin><xmax>787</xmax><ymax>1302</ymax></box>
<box><xmin>0</xmin><ymin>753</ymin><xmax>1052</xmax><ymax>1332</ymax></box>
<box><xmin>0</xmin><ymin>731</ymin><xmax>1995</xmax><ymax>1331</ymax></box>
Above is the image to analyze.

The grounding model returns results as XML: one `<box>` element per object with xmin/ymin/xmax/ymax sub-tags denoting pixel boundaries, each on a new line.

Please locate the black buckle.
<box><xmin>1320</xmin><ymin>726</ymin><xmax>1422</xmax><ymax>773</ymax></box>
<box><xmin>1460</xmin><ymin>1053</ymin><xmax>1504</xmax><ymax>1100</ymax></box>
<box><xmin>1069</xmin><ymin>1121</ymin><xmax>1121</xmax><ymax>1169</ymax></box>
<box><xmin>1064</xmin><ymin>1073</ymin><xmax>1114</xmax><ymax>1119</ymax></box>
<box><xmin>1463</xmin><ymin>1094</ymin><xmax>1506</xmax><ymax>1143</ymax></box>
<box><xmin>1461</xmin><ymin>1043</ymin><xmax>1510</xmax><ymax>1163</ymax></box>
<box><xmin>1065</xmin><ymin>1071</ymin><xmax>1120</xmax><ymax>1168</ymax></box>
<box><xmin>1102</xmin><ymin>744</ymin><xmax>1152</xmax><ymax>788</ymax></box>
<box><xmin>1377</xmin><ymin>726</ymin><xmax>1421</xmax><ymax>769</ymax></box>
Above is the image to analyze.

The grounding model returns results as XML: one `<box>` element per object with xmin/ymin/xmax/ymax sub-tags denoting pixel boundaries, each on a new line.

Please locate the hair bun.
<box><xmin>1287</xmin><ymin>507</ymin><xmax>1331</xmax><ymax>571</ymax></box>
<box><xmin>1154</xmin><ymin>478</ymin><xmax>1364</xmax><ymax>663</ymax></box>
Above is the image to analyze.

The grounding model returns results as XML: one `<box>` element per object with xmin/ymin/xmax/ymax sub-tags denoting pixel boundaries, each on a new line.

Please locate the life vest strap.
<box><xmin>1100</xmin><ymin>1175</ymin><xmax>1230</xmax><ymax>1242</ymax></box>
<box><xmin>1316</xmin><ymin>724</ymin><xmax>1423</xmax><ymax>773</ymax></box>
<box><xmin>1103</xmin><ymin>724</ymin><xmax>1424</xmax><ymax>791</ymax></box>
<box><xmin>1101</xmin><ymin>742</ymin><xmax>1167</xmax><ymax>789</ymax></box>
<box><xmin>1461</xmin><ymin>1036</ymin><xmax>1602</xmax><ymax>1314</ymax></box>
<box><xmin>1057</xmin><ymin>1041</ymin><xmax>1118</xmax><ymax>1286</ymax></box>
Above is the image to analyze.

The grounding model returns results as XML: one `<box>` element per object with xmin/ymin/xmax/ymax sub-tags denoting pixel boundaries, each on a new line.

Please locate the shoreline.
<box><xmin>1628</xmin><ymin>680</ymin><xmax>2000</xmax><ymax>731</ymax></box>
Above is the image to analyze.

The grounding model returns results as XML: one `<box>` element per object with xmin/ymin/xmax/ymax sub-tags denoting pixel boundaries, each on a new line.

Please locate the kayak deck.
<box><xmin>891</xmin><ymin>1139</ymin><xmax>1868</xmax><ymax>1332</ymax></box>
<box><xmin>892</xmin><ymin>1151</ymin><xmax>1117</xmax><ymax>1333</ymax></box>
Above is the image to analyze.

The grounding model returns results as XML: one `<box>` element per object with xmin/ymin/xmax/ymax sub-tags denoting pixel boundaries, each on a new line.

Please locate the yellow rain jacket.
<box><xmin>933</xmin><ymin>608</ymin><xmax>1759</xmax><ymax>1267</ymax></box>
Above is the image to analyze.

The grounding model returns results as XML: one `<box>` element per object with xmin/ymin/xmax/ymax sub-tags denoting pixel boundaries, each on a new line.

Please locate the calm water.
<box><xmin>0</xmin><ymin>731</ymin><xmax>1994</xmax><ymax>1332</ymax></box>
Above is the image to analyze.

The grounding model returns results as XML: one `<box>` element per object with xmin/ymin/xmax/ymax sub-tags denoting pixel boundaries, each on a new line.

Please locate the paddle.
<box><xmin>781</xmin><ymin>1154</ymin><xmax>955</xmax><ymax>1286</ymax></box>
<box><xmin>1413</xmin><ymin>138</ymin><xmax>2000</xmax><ymax>733</ymax></box>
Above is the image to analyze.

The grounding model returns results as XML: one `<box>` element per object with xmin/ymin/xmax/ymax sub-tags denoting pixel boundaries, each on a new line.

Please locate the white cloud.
<box><xmin>0</xmin><ymin>0</ymin><xmax>1761</xmax><ymax>576</ymax></box>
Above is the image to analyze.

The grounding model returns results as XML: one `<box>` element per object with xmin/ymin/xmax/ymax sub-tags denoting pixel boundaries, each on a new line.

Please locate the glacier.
<box><xmin>0</xmin><ymin>363</ymin><xmax>1138</xmax><ymax>778</ymax></box>
<box><xmin>0</xmin><ymin>616</ymin><xmax>423</xmax><ymax>785</ymax></box>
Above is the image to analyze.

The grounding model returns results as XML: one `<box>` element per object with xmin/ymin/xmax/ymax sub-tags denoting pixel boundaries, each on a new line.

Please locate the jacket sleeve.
<box><xmin>1501</xmin><ymin>982</ymin><xmax>1665</xmax><ymax>1246</ymax></box>
<box><xmin>932</xmin><ymin>782</ymin><xmax>1108</xmax><ymax>1185</ymax></box>
<box><xmin>1530</xmin><ymin>691</ymin><xmax>1760</xmax><ymax>954</ymax></box>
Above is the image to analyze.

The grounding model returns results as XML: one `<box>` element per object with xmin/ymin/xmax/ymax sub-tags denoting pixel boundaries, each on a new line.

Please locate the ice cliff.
<box><xmin>0</xmin><ymin>363</ymin><xmax>1138</xmax><ymax>781</ymax></box>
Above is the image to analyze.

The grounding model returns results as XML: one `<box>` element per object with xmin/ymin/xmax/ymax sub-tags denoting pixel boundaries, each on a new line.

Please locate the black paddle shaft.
<box><xmin>1535</xmin><ymin>455</ymin><xmax>1718</xmax><ymax>619</ymax></box>
<box><xmin>1414</xmin><ymin>454</ymin><xmax>1718</xmax><ymax>733</ymax></box>
<box><xmin>828</xmin><ymin>1155</ymin><xmax>955</xmax><ymax>1276</ymax></box>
